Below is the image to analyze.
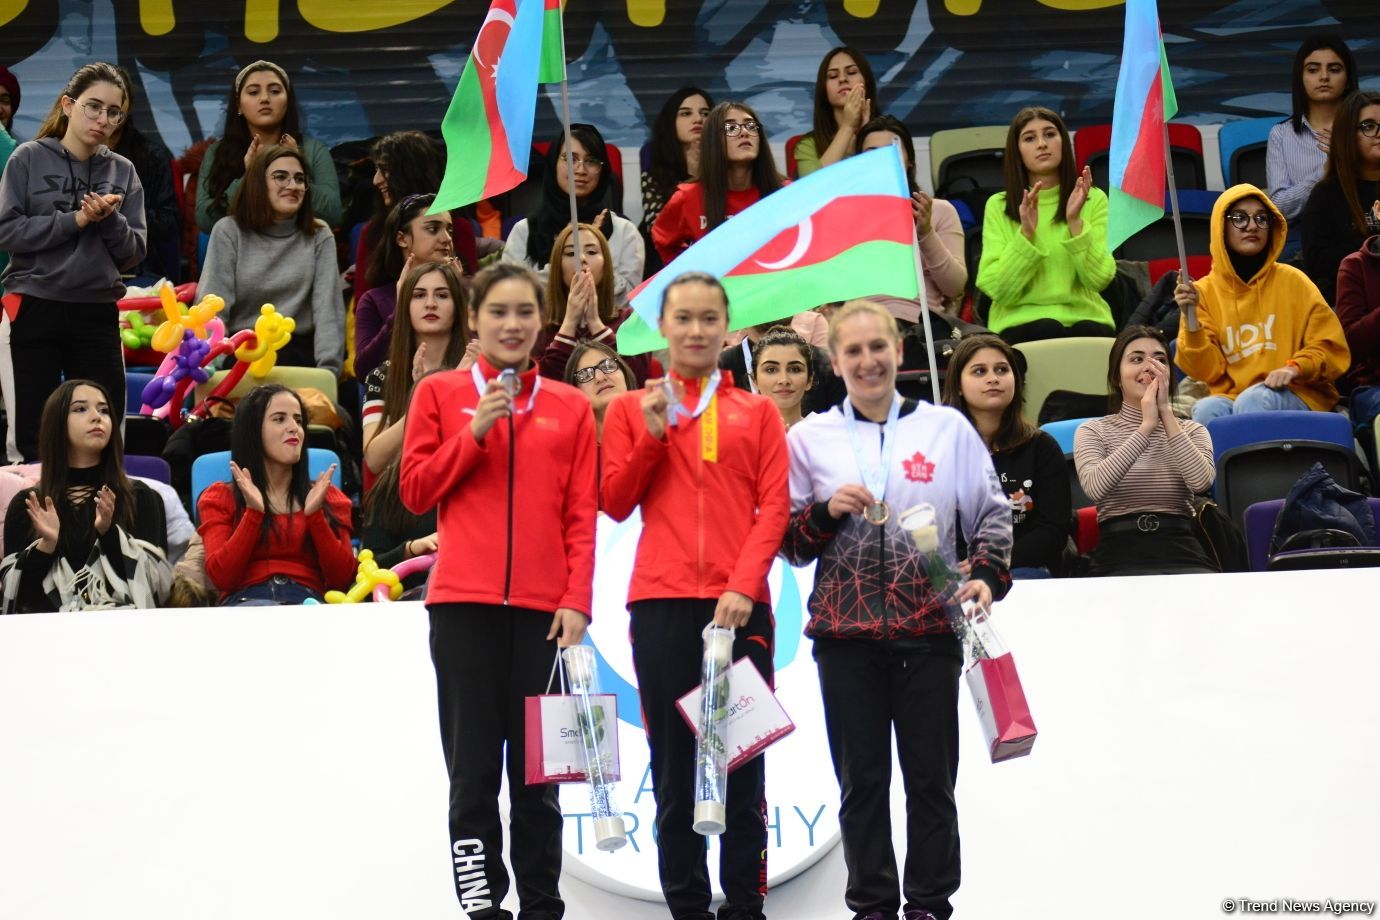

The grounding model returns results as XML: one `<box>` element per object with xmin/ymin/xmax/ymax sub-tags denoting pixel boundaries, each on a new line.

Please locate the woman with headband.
<box><xmin>196</xmin><ymin>60</ymin><xmax>341</xmax><ymax>232</ymax></box>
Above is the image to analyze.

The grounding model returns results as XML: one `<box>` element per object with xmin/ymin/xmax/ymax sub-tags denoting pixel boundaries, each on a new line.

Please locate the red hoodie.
<box><xmin>601</xmin><ymin>371</ymin><xmax>790</xmax><ymax>605</ymax></box>
<box><xmin>1337</xmin><ymin>236</ymin><xmax>1380</xmax><ymax>389</ymax></box>
<box><xmin>400</xmin><ymin>357</ymin><xmax>599</xmax><ymax>614</ymax></box>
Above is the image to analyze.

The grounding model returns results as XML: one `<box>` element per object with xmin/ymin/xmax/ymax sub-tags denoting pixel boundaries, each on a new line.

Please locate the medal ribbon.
<box><xmin>843</xmin><ymin>393</ymin><xmax>902</xmax><ymax>506</ymax></box>
<box><xmin>464</xmin><ymin>363</ymin><xmax>542</xmax><ymax>416</ymax></box>
<box><xmin>666</xmin><ymin>369</ymin><xmax>721</xmax><ymax>428</ymax></box>
<box><xmin>700</xmin><ymin>393</ymin><xmax>718</xmax><ymax>463</ymax></box>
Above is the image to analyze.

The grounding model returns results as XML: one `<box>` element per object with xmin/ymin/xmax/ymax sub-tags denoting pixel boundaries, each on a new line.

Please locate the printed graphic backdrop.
<box><xmin>3</xmin><ymin>2</ymin><xmax>1377</xmax><ymax>166</ymax></box>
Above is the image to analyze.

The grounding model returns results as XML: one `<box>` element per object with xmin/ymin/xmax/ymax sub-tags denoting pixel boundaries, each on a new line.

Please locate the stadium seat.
<box><xmin>1014</xmin><ymin>337</ymin><xmax>1115</xmax><ymax>426</ymax></box>
<box><xmin>198</xmin><ymin>365</ymin><xmax>338</xmax><ymax>405</ymax></box>
<box><xmin>190</xmin><ymin>447</ymin><xmax>342</xmax><ymax>522</ymax></box>
<box><xmin>1074</xmin><ymin>122</ymin><xmax>1206</xmax><ymax>191</ymax></box>
<box><xmin>1217</xmin><ymin>116</ymin><xmax>1280</xmax><ymax>189</ymax></box>
<box><xmin>1146</xmin><ymin>254</ymin><xmax>1213</xmax><ymax>286</ymax></box>
<box><xmin>1116</xmin><ymin>189</ymin><xmax>1219</xmax><ymax>262</ymax></box>
<box><xmin>785</xmin><ymin>134</ymin><xmax>805</xmax><ymax>180</ymax></box>
<box><xmin>1243</xmin><ymin>497</ymin><xmax>1380</xmax><ymax>572</ymax></box>
<box><xmin>123</xmin><ymin>454</ymin><xmax>171</xmax><ymax>485</ymax></box>
<box><xmin>1074</xmin><ymin>505</ymin><xmax>1099</xmax><ymax>555</ymax></box>
<box><xmin>928</xmin><ymin>125</ymin><xmax>1008</xmax><ymax>192</ymax></box>
<box><xmin>1040</xmin><ymin>417</ymin><xmax>1096</xmax><ymax>510</ymax></box>
<box><xmin>1206</xmin><ymin>411</ymin><xmax>1353</xmax><ymax>471</ymax></box>
<box><xmin>126</xmin><ymin>372</ymin><xmax>156</xmax><ymax>415</ymax></box>
<box><xmin>1216</xmin><ymin>440</ymin><xmax>1362</xmax><ymax>529</ymax></box>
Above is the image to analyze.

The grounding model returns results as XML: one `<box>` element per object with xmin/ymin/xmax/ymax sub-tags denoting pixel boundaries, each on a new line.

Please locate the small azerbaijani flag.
<box><xmin>1107</xmin><ymin>0</ymin><xmax>1180</xmax><ymax>252</ymax></box>
<box><xmin>432</xmin><ymin>0</ymin><xmax>566</xmax><ymax>212</ymax></box>
<box><xmin>618</xmin><ymin>145</ymin><xmax>919</xmax><ymax>355</ymax></box>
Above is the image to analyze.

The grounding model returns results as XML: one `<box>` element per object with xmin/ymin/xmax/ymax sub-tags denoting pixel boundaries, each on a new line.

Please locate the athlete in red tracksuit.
<box><xmin>601</xmin><ymin>272</ymin><xmax>790</xmax><ymax>920</ymax></box>
<box><xmin>401</xmin><ymin>263</ymin><xmax>598</xmax><ymax>920</ymax></box>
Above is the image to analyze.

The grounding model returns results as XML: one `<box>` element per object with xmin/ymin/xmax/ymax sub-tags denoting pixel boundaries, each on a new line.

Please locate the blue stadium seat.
<box><xmin>1205</xmin><ymin>410</ymin><xmax>1352</xmax><ymax>470</ymax></box>
<box><xmin>1217</xmin><ymin>116</ymin><xmax>1280</xmax><ymax>189</ymax></box>
<box><xmin>190</xmin><ymin>448</ymin><xmax>342</xmax><ymax>522</ymax></box>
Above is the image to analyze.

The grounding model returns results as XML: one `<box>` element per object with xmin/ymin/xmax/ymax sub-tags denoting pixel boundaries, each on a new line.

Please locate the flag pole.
<box><xmin>1162</xmin><ymin>118</ymin><xmax>1190</xmax><ymax>282</ymax></box>
<box><xmin>898</xmin><ymin>139</ymin><xmax>942</xmax><ymax>405</ymax></box>
<box><xmin>555</xmin><ymin>4</ymin><xmax>582</xmax><ymax>268</ymax></box>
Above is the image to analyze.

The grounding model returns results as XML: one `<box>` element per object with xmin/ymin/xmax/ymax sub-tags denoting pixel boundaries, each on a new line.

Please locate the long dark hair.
<box><xmin>810</xmin><ymin>47</ymin><xmax>878</xmax><ymax>154</ymax></box>
<box><xmin>525</xmin><ymin>124</ymin><xmax>620</xmax><ymax>266</ymax></box>
<box><xmin>1107</xmin><ymin>324</ymin><xmax>1172</xmax><ymax>413</ymax></box>
<box><xmin>36</xmin><ymin>379</ymin><xmax>136</xmax><ymax>552</ymax></box>
<box><xmin>700</xmin><ymin>101</ymin><xmax>784</xmax><ymax>231</ymax></box>
<box><xmin>363</xmin><ymin>131</ymin><xmax>445</xmax><ymax>263</ymax></box>
<box><xmin>367</xmin><ymin>192</ymin><xmax>440</xmax><ymax>289</ymax></box>
<box><xmin>750</xmin><ymin>325</ymin><xmax>815</xmax><ymax>389</ymax></box>
<box><xmin>857</xmin><ymin>115</ymin><xmax>918</xmax><ymax>194</ymax></box>
<box><xmin>229</xmin><ymin>384</ymin><xmax>342</xmax><ymax>542</ymax></box>
<box><xmin>204</xmin><ymin>62</ymin><xmax>305</xmax><ymax>220</ymax></box>
<box><xmin>1002</xmin><ymin>106</ymin><xmax>1076</xmax><ymax>224</ymax></box>
<box><xmin>379</xmin><ymin>261</ymin><xmax>470</xmax><ymax>431</ymax></box>
<box><xmin>231</xmin><ymin>144</ymin><xmax>317</xmax><ymax>233</ymax></box>
<box><xmin>1324</xmin><ymin>90</ymin><xmax>1380</xmax><ymax>236</ymax></box>
<box><xmin>648</xmin><ymin>86</ymin><xmax>715</xmax><ymax>194</ymax></box>
<box><xmin>36</xmin><ymin>62</ymin><xmax>127</xmax><ymax>141</ymax></box>
<box><xmin>1290</xmin><ymin>34</ymin><xmax>1358</xmax><ymax>133</ymax></box>
<box><xmin>942</xmin><ymin>334</ymin><xmax>1036</xmax><ymax>452</ymax></box>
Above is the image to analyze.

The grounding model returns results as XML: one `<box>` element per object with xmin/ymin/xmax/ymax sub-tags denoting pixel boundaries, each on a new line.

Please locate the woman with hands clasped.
<box><xmin>782</xmin><ymin>299</ymin><xmax>1012</xmax><ymax>920</ymax></box>
<box><xmin>400</xmin><ymin>262</ymin><xmax>597</xmax><ymax>919</ymax></box>
<box><xmin>1</xmin><ymin>380</ymin><xmax>169</xmax><ymax>612</ymax></box>
<box><xmin>1175</xmin><ymin>185</ymin><xmax>1348</xmax><ymax>423</ymax></box>
<box><xmin>1075</xmin><ymin>325</ymin><xmax>1217</xmax><ymax>576</ymax></box>
<box><xmin>197</xmin><ymin>384</ymin><xmax>353</xmax><ymax>605</ymax></box>
<box><xmin>601</xmin><ymin>272</ymin><xmax>789</xmax><ymax>920</ymax></box>
<box><xmin>537</xmin><ymin>221</ymin><xmax>651</xmax><ymax>384</ymax></box>
<box><xmin>793</xmin><ymin>46</ymin><xmax>880</xmax><ymax>176</ymax></box>
<box><xmin>0</xmin><ymin>62</ymin><xmax>146</xmax><ymax>462</ymax></box>
<box><xmin>976</xmin><ymin>106</ymin><xmax>1116</xmax><ymax>344</ymax></box>
<box><xmin>196</xmin><ymin>60</ymin><xmax>341</xmax><ymax>232</ymax></box>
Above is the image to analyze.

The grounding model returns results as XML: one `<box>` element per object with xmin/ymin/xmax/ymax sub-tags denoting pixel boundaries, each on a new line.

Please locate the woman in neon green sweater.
<box><xmin>976</xmin><ymin>106</ymin><xmax>1116</xmax><ymax>344</ymax></box>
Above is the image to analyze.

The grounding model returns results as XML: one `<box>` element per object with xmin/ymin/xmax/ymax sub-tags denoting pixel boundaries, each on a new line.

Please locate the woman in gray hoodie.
<box><xmin>0</xmin><ymin>62</ymin><xmax>146</xmax><ymax>462</ymax></box>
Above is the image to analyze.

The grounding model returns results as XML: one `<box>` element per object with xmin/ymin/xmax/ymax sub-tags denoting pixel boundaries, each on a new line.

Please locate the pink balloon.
<box><xmin>372</xmin><ymin>553</ymin><xmax>436</xmax><ymax>602</ymax></box>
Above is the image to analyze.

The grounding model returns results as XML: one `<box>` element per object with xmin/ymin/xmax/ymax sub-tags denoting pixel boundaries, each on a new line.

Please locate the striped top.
<box><xmin>1267</xmin><ymin>117</ymin><xmax>1326</xmax><ymax>223</ymax></box>
<box><xmin>1074</xmin><ymin>405</ymin><xmax>1215</xmax><ymax>521</ymax></box>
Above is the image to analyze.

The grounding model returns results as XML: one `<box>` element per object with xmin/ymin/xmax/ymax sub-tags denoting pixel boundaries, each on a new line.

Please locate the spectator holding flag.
<box><xmin>601</xmin><ymin>271</ymin><xmax>789</xmax><ymax>920</ymax></box>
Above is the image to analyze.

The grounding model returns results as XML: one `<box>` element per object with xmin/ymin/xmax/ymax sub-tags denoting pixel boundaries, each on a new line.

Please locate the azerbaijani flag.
<box><xmin>618</xmin><ymin>145</ymin><xmax>918</xmax><ymax>355</ymax></box>
<box><xmin>432</xmin><ymin>0</ymin><xmax>565</xmax><ymax>212</ymax></box>
<box><xmin>1107</xmin><ymin>0</ymin><xmax>1179</xmax><ymax>252</ymax></box>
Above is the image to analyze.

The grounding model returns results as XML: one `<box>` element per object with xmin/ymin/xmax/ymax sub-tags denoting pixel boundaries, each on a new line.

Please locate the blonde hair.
<box><xmin>827</xmin><ymin>298</ymin><xmax>900</xmax><ymax>352</ymax></box>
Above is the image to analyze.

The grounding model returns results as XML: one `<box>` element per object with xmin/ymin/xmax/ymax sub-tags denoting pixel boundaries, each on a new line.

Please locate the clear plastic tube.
<box><xmin>898</xmin><ymin>502</ymin><xmax>1007</xmax><ymax>661</ymax></box>
<box><xmin>692</xmin><ymin>624</ymin><xmax>734</xmax><ymax>836</ymax></box>
<box><xmin>561</xmin><ymin>645</ymin><xmax>627</xmax><ymax>852</ymax></box>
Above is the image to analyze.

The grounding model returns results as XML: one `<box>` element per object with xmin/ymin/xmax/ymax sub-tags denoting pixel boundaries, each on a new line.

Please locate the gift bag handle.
<box><xmin>545</xmin><ymin>648</ymin><xmax>569</xmax><ymax>695</ymax></box>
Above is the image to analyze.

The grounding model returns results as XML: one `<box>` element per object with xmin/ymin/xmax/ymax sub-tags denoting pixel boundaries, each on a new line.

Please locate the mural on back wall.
<box><xmin>3</xmin><ymin>1</ymin><xmax>1377</xmax><ymax>166</ymax></box>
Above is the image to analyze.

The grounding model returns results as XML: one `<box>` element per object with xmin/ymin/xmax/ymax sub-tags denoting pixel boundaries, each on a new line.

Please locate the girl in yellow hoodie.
<box><xmin>1175</xmin><ymin>183</ymin><xmax>1350</xmax><ymax>423</ymax></box>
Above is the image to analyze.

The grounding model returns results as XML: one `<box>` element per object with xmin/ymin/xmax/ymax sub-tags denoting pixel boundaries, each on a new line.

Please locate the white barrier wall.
<box><xmin>3</xmin><ymin>568</ymin><xmax>1378</xmax><ymax>920</ymax></box>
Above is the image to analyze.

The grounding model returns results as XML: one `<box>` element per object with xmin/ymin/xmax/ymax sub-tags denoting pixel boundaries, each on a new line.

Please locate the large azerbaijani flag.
<box><xmin>432</xmin><ymin>0</ymin><xmax>565</xmax><ymax>212</ymax></box>
<box><xmin>1107</xmin><ymin>0</ymin><xmax>1180</xmax><ymax>252</ymax></box>
<box><xmin>618</xmin><ymin>145</ymin><xmax>919</xmax><ymax>355</ymax></box>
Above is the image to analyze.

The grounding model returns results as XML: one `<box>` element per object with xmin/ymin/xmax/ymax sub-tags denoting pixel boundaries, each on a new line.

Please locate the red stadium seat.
<box><xmin>1073</xmin><ymin>122</ymin><xmax>1206</xmax><ymax>190</ymax></box>
<box><xmin>784</xmin><ymin>134</ymin><xmax>805</xmax><ymax>179</ymax></box>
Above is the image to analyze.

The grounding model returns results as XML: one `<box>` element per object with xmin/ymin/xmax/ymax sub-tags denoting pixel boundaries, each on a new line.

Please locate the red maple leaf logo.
<box><xmin>902</xmin><ymin>451</ymin><xmax>935</xmax><ymax>483</ymax></box>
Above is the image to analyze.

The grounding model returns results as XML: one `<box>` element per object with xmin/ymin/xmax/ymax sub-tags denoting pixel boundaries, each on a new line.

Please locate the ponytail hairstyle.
<box><xmin>368</xmin><ymin>192</ymin><xmax>439</xmax><ymax>289</ymax></box>
<box><xmin>36</xmin><ymin>62</ymin><xmax>128</xmax><ymax>140</ymax></box>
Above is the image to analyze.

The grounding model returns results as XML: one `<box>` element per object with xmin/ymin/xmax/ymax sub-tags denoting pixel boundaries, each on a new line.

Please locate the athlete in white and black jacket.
<box><xmin>781</xmin><ymin>300</ymin><xmax>1011</xmax><ymax>920</ymax></box>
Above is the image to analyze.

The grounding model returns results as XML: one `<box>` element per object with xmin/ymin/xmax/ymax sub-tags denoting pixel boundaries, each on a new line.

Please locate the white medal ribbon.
<box><xmin>666</xmin><ymin>369</ymin><xmax>721</xmax><ymax>427</ymax></box>
<box><xmin>741</xmin><ymin>338</ymin><xmax>757</xmax><ymax>394</ymax></box>
<box><xmin>843</xmin><ymin>393</ymin><xmax>902</xmax><ymax>507</ymax></box>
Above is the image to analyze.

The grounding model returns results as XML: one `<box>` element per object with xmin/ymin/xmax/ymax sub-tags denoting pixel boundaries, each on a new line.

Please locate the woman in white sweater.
<box><xmin>198</xmin><ymin>144</ymin><xmax>343</xmax><ymax>374</ymax></box>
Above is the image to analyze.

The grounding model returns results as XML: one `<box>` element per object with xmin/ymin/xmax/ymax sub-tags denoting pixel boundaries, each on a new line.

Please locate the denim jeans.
<box><xmin>221</xmin><ymin>575</ymin><xmax>321</xmax><ymax>606</ymax></box>
<box><xmin>1191</xmin><ymin>382</ymin><xmax>1309</xmax><ymax>423</ymax></box>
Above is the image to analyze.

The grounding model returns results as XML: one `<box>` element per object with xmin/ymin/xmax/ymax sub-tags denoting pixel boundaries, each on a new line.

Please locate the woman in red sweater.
<box><xmin>651</xmin><ymin>100</ymin><xmax>785</xmax><ymax>265</ymax></box>
<box><xmin>400</xmin><ymin>262</ymin><xmax>598</xmax><ymax>919</ymax></box>
<box><xmin>198</xmin><ymin>384</ymin><xmax>354</xmax><ymax>605</ymax></box>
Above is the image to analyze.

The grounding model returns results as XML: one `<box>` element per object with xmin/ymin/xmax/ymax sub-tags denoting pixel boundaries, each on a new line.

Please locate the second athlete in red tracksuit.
<box><xmin>401</xmin><ymin>355</ymin><xmax>598</xmax><ymax>920</ymax></box>
<box><xmin>602</xmin><ymin>367</ymin><xmax>790</xmax><ymax>920</ymax></box>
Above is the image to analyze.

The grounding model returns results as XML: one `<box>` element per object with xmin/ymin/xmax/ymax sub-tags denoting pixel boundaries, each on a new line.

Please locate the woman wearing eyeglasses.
<box><xmin>502</xmin><ymin>123</ymin><xmax>645</xmax><ymax>305</ymax></box>
<box><xmin>0</xmin><ymin>62</ymin><xmax>145</xmax><ymax>463</ymax></box>
<box><xmin>564</xmin><ymin>340</ymin><xmax>634</xmax><ymax>440</ymax></box>
<box><xmin>198</xmin><ymin>144</ymin><xmax>344</xmax><ymax>374</ymax></box>
<box><xmin>1301</xmin><ymin>90</ymin><xmax>1380</xmax><ymax>306</ymax></box>
<box><xmin>651</xmin><ymin>101</ymin><xmax>786</xmax><ymax>265</ymax></box>
<box><xmin>1176</xmin><ymin>184</ymin><xmax>1349</xmax><ymax>422</ymax></box>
